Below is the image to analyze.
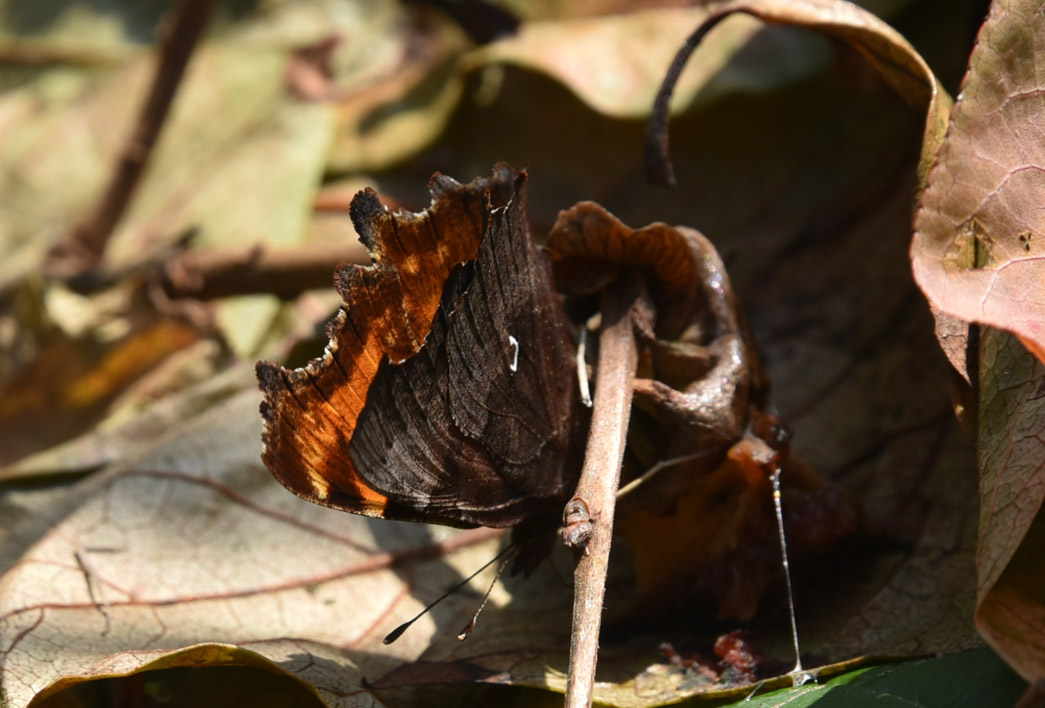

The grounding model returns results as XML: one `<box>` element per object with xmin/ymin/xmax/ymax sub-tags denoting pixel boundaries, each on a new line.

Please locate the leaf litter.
<box><xmin>0</xmin><ymin>0</ymin><xmax>1040</xmax><ymax>706</ymax></box>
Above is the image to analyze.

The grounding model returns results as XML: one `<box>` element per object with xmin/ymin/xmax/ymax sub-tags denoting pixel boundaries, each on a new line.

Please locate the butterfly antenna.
<box><xmin>457</xmin><ymin>554</ymin><xmax>512</xmax><ymax>640</ymax></box>
<box><xmin>383</xmin><ymin>544</ymin><xmax>515</xmax><ymax>644</ymax></box>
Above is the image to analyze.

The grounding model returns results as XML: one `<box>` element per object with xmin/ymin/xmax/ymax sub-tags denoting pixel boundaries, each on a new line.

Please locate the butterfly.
<box><xmin>256</xmin><ymin>165</ymin><xmax>582</xmax><ymax>572</ymax></box>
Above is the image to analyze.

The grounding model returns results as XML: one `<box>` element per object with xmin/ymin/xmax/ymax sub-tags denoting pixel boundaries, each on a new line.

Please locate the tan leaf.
<box><xmin>464</xmin><ymin>8</ymin><xmax>828</xmax><ymax>118</ymax></box>
<box><xmin>0</xmin><ymin>361</ymin><xmax>244</xmax><ymax>483</ymax></box>
<box><xmin>0</xmin><ymin>61</ymin><xmax>144</xmax><ymax>291</ymax></box>
<box><xmin>0</xmin><ymin>2</ymin><xmax>161</xmax><ymax>64</ymax></box>
<box><xmin>641</xmin><ymin>0</ymin><xmax>950</xmax><ymax>188</ymax></box>
<box><xmin>100</xmin><ymin>44</ymin><xmax>333</xmax><ymax>357</ymax></box>
<box><xmin>0</xmin><ymin>388</ymin><xmax>550</xmax><ymax>708</ymax></box>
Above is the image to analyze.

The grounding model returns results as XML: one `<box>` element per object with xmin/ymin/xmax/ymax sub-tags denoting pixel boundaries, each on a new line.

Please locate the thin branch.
<box><xmin>160</xmin><ymin>241</ymin><xmax>369</xmax><ymax>300</ymax></box>
<box><xmin>644</xmin><ymin>7</ymin><xmax>736</xmax><ymax>186</ymax></box>
<box><xmin>563</xmin><ymin>270</ymin><xmax>646</xmax><ymax>708</ymax></box>
<box><xmin>47</xmin><ymin>0</ymin><xmax>218</xmax><ymax>276</ymax></box>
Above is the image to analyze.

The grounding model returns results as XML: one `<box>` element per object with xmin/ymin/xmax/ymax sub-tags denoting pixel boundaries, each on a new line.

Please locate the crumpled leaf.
<box><xmin>974</xmin><ymin>328</ymin><xmax>1045</xmax><ymax>682</ymax></box>
<box><xmin>912</xmin><ymin>0</ymin><xmax>1045</xmax><ymax>372</ymax></box>
<box><xmin>547</xmin><ymin>201</ymin><xmax>861</xmax><ymax>622</ymax></box>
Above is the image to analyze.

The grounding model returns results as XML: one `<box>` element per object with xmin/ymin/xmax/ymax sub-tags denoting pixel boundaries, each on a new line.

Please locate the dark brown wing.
<box><xmin>349</xmin><ymin>173</ymin><xmax>579</xmax><ymax>527</ymax></box>
<box><xmin>257</xmin><ymin>167</ymin><xmax>578</xmax><ymax>529</ymax></box>
<box><xmin>257</xmin><ymin>166</ymin><xmax>516</xmax><ymax>525</ymax></box>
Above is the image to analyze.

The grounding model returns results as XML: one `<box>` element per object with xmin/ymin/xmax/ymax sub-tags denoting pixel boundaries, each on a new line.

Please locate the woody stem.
<box><xmin>564</xmin><ymin>270</ymin><xmax>643</xmax><ymax>708</ymax></box>
<box><xmin>160</xmin><ymin>241</ymin><xmax>368</xmax><ymax>300</ymax></box>
<box><xmin>46</xmin><ymin>0</ymin><xmax>217</xmax><ymax>277</ymax></box>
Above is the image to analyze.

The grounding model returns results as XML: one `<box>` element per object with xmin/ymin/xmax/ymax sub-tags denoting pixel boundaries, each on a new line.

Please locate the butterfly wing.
<box><xmin>350</xmin><ymin>174</ymin><xmax>579</xmax><ymax>527</ymax></box>
<box><xmin>257</xmin><ymin>168</ymin><xmax>578</xmax><ymax>528</ymax></box>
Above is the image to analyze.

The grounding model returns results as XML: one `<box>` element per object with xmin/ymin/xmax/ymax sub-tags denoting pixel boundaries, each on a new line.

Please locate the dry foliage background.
<box><xmin>0</xmin><ymin>0</ymin><xmax>1042</xmax><ymax>706</ymax></box>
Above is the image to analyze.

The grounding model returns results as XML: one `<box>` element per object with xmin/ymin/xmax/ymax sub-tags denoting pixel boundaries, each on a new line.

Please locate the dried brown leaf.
<box><xmin>327</xmin><ymin>13</ymin><xmax>471</xmax><ymax>173</ymax></box>
<box><xmin>912</xmin><ymin>0</ymin><xmax>1045</xmax><ymax>370</ymax></box>
<box><xmin>908</xmin><ymin>0</ymin><xmax>1045</xmax><ymax>683</ymax></box>
<box><xmin>0</xmin><ymin>361</ymin><xmax>243</xmax><ymax>483</ymax></box>
<box><xmin>0</xmin><ymin>62</ymin><xmax>144</xmax><ymax>292</ymax></box>
<box><xmin>975</xmin><ymin>328</ymin><xmax>1045</xmax><ymax>682</ymax></box>
<box><xmin>103</xmin><ymin>45</ymin><xmax>333</xmax><ymax>355</ymax></box>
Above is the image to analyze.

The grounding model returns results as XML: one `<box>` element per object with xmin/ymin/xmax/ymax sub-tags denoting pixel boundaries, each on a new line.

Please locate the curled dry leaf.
<box><xmin>547</xmin><ymin>202</ymin><xmax>861</xmax><ymax>623</ymax></box>
<box><xmin>332</xmin><ymin>2</ymin><xmax>833</xmax><ymax>174</ymax></box>
<box><xmin>912</xmin><ymin>0</ymin><xmax>1045</xmax><ymax>371</ymax></box>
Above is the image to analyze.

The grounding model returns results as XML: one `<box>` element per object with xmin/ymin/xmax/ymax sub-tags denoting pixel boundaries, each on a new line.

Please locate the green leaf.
<box><xmin>737</xmin><ymin>649</ymin><xmax>1026</xmax><ymax>708</ymax></box>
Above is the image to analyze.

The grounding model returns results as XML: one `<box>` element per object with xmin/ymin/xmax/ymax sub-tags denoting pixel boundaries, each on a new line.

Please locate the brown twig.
<box><xmin>644</xmin><ymin>7</ymin><xmax>736</xmax><ymax>186</ymax></box>
<box><xmin>46</xmin><ymin>0</ymin><xmax>218</xmax><ymax>277</ymax></box>
<box><xmin>160</xmin><ymin>241</ymin><xmax>370</xmax><ymax>300</ymax></box>
<box><xmin>563</xmin><ymin>270</ymin><xmax>646</xmax><ymax>708</ymax></box>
